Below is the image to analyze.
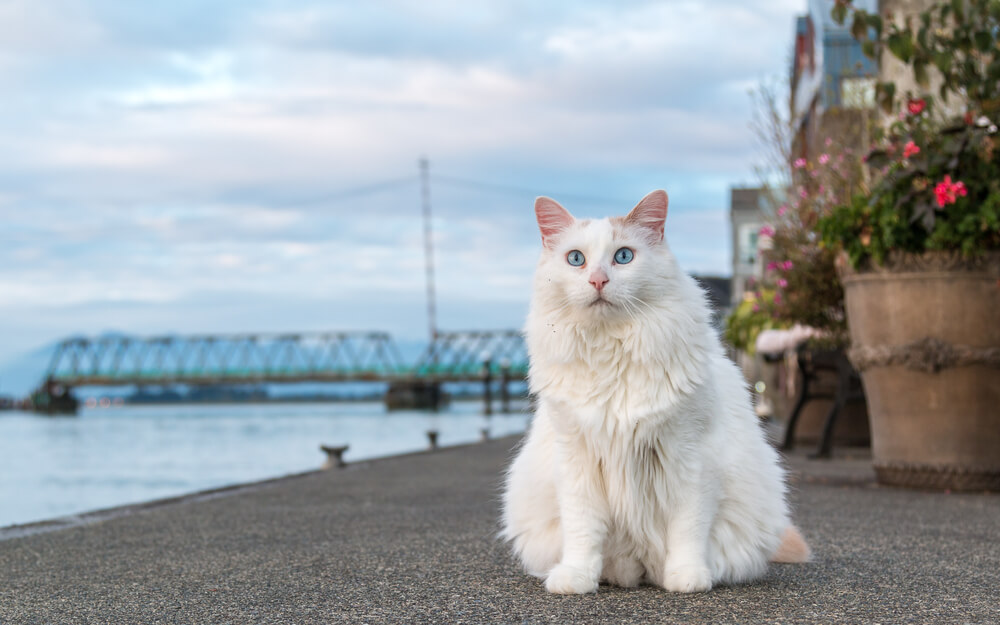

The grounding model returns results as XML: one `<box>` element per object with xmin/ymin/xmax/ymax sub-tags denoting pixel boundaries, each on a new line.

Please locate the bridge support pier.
<box><xmin>500</xmin><ymin>364</ymin><xmax>511</xmax><ymax>414</ymax></box>
<box><xmin>30</xmin><ymin>380</ymin><xmax>79</xmax><ymax>416</ymax></box>
<box><xmin>482</xmin><ymin>359</ymin><xmax>493</xmax><ymax>416</ymax></box>
<box><xmin>385</xmin><ymin>381</ymin><xmax>446</xmax><ymax>411</ymax></box>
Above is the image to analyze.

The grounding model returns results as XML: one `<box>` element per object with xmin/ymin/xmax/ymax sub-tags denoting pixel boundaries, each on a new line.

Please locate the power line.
<box><xmin>281</xmin><ymin>177</ymin><xmax>417</xmax><ymax>207</ymax></box>
<box><xmin>432</xmin><ymin>174</ymin><xmax>632</xmax><ymax>206</ymax></box>
<box><xmin>271</xmin><ymin>170</ymin><xmax>632</xmax><ymax>209</ymax></box>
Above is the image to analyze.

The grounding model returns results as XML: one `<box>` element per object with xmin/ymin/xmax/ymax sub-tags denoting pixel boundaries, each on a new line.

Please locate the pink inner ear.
<box><xmin>535</xmin><ymin>197</ymin><xmax>574</xmax><ymax>248</ymax></box>
<box><xmin>626</xmin><ymin>190</ymin><xmax>668</xmax><ymax>241</ymax></box>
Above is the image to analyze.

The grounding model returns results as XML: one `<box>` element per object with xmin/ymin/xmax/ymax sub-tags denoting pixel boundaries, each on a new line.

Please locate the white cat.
<box><xmin>501</xmin><ymin>190</ymin><xmax>809</xmax><ymax>594</ymax></box>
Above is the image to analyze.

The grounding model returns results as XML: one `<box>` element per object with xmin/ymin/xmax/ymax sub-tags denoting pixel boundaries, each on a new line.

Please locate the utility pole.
<box><xmin>419</xmin><ymin>157</ymin><xmax>437</xmax><ymax>341</ymax></box>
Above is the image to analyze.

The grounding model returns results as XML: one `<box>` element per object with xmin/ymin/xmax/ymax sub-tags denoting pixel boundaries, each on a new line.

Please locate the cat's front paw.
<box><xmin>545</xmin><ymin>563</ymin><xmax>599</xmax><ymax>594</ymax></box>
<box><xmin>663</xmin><ymin>562</ymin><xmax>712</xmax><ymax>593</ymax></box>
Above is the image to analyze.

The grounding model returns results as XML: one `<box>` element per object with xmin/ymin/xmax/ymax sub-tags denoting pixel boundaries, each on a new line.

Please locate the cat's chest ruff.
<box><xmin>549</xmin><ymin>334</ymin><xmax>669</xmax><ymax>417</ymax></box>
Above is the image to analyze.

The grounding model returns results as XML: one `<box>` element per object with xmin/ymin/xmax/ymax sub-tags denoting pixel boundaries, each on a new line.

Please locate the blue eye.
<box><xmin>614</xmin><ymin>247</ymin><xmax>634</xmax><ymax>264</ymax></box>
<box><xmin>566</xmin><ymin>250</ymin><xmax>585</xmax><ymax>266</ymax></box>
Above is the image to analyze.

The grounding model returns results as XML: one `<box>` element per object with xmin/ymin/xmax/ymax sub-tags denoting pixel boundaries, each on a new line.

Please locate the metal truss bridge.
<box><xmin>41</xmin><ymin>330</ymin><xmax>528</xmax><ymax>388</ymax></box>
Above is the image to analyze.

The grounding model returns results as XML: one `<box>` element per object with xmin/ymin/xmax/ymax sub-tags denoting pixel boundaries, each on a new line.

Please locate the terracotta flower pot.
<box><xmin>840</xmin><ymin>252</ymin><xmax>1000</xmax><ymax>491</ymax></box>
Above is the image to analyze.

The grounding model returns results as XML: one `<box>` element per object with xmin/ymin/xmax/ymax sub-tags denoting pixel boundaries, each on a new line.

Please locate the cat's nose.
<box><xmin>589</xmin><ymin>269</ymin><xmax>609</xmax><ymax>291</ymax></box>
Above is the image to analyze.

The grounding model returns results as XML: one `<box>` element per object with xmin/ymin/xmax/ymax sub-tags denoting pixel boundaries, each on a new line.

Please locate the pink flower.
<box><xmin>782</xmin><ymin>260</ymin><xmax>794</xmax><ymax>271</ymax></box>
<box><xmin>798</xmin><ymin>187</ymin><xmax>808</xmax><ymax>199</ymax></box>
<box><xmin>907</xmin><ymin>99</ymin><xmax>926</xmax><ymax>115</ymax></box>
<box><xmin>825</xmin><ymin>137</ymin><xmax>833</xmax><ymax>147</ymax></box>
<box><xmin>752</xmin><ymin>303</ymin><xmax>760</xmax><ymax>312</ymax></box>
<box><xmin>777</xmin><ymin>205</ymin><xmax>788</xmax><ymax>216</ymax></box>
<box><xmin>903</xmin><ymin>140</ymin><xmax>920</xmax><ymax>159</ymax></box>
<box><xmin>774</xmin><ymin>293</ymin><xmax>782</xmax><ymax>304</ymax></box>
<box><xmin>777</xmin><ymin>278</ymin><xmax>788</xmax><ymax>288</ymax></box>
<box><xmin>793</xmin><ymin>158</ymin><xmax>807</xmax><ymax>169</ymax></box>
<box><xmin>759</xmin><ymin>224</ymin><xmax>775</xmax><ymax>237</ymax></box>
<box><xmin>934</xmin><ymin>175</ymin><xmax>968</xmax><ymax>208</ymax></box>
<box><xmin>818</xmin><ymin>153</ymin><xmax>830</xmax><ymax>165</ymax></box>
<box><xmin>766</xmin><ymin>261</ymin><xmax>778</xmax><ymax>271</ymax></box>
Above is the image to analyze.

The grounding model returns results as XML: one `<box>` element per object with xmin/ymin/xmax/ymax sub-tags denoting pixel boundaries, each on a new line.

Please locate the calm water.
<box><xmin>0</xmin><ymin>401</ymin><xmax>530</xmax><ymax>528</ymax></box>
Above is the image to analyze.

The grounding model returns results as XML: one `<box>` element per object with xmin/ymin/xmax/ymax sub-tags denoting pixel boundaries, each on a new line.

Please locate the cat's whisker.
<box><xmin>621</xmin><ymin>295</ymin><xmax>653</xmax><ymax>322</ymax></box>
<box><xmin>620</xmin><ymin>298</ymin><xmax>642</xmax><ymax>324</ymax></box>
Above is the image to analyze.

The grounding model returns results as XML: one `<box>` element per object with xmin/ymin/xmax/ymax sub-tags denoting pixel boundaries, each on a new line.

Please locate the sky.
<box><xmin>0</xmin><ymin>0</ymin><xmax>804</xmax><ymax>384</ymax></box>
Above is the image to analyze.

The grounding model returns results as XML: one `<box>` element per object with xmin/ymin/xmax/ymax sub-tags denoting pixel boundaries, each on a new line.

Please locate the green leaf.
<box><xmin>876</xmin><ymin>81</ymin><xmax>896</xmax><ymax>114</ymax></box>
<box><xmin>866</xmin><ymin>13</ymin><xmax>883</xmax><ymax>37</ymax></box>
<box><xmin>913</xmin><ymin>59</ymin><xmax>930</xmax><ymax>88</ymax></box>
<box><xmin>851</xmin><ymin>11</ymin><xmax>869</xmax><ymax>41</ymax></box>
<box><xmin>973</xmin><ymin>30</ymin><xmax>993</xmax><ymax>51</ymax></box>
<box><xmin>952</xmin><ymin>0</ymin><xmax>966</xmax><ymax>23</ymax></box>
<box><xmin>887</xmin><ymin>32</ymin><xmax>914</xmax><ymax>62</ymax></box>
<box><xmin>989</xmin><ymin>58</ymin><xmax>1000</xmax><ymax>89</ymax></box>
<box><xmin>917</xmin><ymin>25</ymin><xmax>928</xmax><ymax>49</ymax></box>
<box><xmin>933</xmin><ymin>51</ymin><xmax>953</xmax><ymax>75</ymax></box>
<box><xmin>862</xmin><ymin>39</ymin><xmax>877</xmax><ymax>59</ymax></box>
<box><xmin>831</xmin><ymin>2</ymin><xmax>849</xmax><ymax>25</ymax></box>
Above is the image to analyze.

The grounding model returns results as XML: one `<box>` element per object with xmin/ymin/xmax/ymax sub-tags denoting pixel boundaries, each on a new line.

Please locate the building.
<box><xmin>791</xmin><ymin>0</ymin><xmax>878</xmax><ymax>160</ymax></box>
<box><xmin>730</xmin><ymin>1</ymin><xmax>879</xmax><ymax>306</ymax></box>
<box><xmin>729</xmin><ymin>187</ymin><xmax>768</xmax><ymax>307</ymax></box>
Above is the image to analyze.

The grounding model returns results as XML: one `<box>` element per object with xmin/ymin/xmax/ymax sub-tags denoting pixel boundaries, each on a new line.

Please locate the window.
<box><xmin>738</xmin><ymin>223</ymin><xmax>761</xmax><ymax>267</ymax></box>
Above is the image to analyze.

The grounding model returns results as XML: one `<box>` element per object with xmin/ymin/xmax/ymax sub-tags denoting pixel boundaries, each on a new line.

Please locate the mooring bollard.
<box><xmin>426</xmin><ymin>430</ymin><xmax>439</xmax><ymax>450</ymax></box>
<box><xmin>482</xmin><ymin>357</ymin><xmax>493</xmax><ymax>416</ymax></box>
<box><xmin>481</xmin><ymin>428</ymin><xmax>490</xmax><ymax>442</ymax></box>
<box><xmin>500</xmin><ymin>361</ymin><xmax>511</xmax><ymax>414</ymax></box>
<box><xmin>320</xmin><ymin>444</ymin><xmax>349</xmax><ymax>470</ymax></box>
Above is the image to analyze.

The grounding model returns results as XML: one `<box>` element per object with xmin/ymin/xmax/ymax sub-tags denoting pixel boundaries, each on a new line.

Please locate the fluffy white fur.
<box><xmin>501</xmin><ymin>190</ymin><xmax>808</xmax><ymax>595</ymax></box>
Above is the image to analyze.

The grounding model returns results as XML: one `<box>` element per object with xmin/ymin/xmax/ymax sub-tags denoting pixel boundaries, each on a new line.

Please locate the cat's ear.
<box><xmin>625</xmin><ymin>190</ymin><xmax>668</xmax><ymax>242</ymax></box>
<box><xmin>535</xmin><ymin>197</ymin><xmax>574</xmax><ymax>249</ymax></box>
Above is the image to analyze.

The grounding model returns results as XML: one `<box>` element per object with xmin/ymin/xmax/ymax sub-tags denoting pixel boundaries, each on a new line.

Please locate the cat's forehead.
<box><xmin>563</xmin><ymin>217</ymin><xmax>632</xmax><ymax>247</ymax></box>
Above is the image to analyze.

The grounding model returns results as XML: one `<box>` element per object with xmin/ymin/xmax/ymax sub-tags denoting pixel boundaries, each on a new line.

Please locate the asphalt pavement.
<box><xmin>0</xmin><ymin>434</ymin><xmax>997</xmax><ymax>624</ymax></box>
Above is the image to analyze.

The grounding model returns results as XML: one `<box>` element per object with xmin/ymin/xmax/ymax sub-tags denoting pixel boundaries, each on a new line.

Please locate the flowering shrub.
<box><xmin>724</xmin><ymin>77</ymin><xmax>870</xmax><ymax>351</ymax></box>
<box><xmin>725</xmin><ymin>136</ymin><xmax>863</xmax><ymax>351</ymax></box>
<box><xmin>756</xmin><ymin>139</ymin><xmax>864</xmax><ymax>346</ymax></box>
<box><xmin>820</xmin><ymin>1</ymin><xmax>1000</xmax><ymax>267</ymax></box>
<box><xmin>723</xmin><ymin>287</ymin><xmax>785</xmax><ymax>354</ymax></box>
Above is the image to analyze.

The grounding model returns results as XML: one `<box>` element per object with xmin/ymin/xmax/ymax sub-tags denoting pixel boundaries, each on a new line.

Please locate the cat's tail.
<box><xmin>770</xmin><ymin>525</ymin><xmax>811</xmax><ymax>563</ymax></box>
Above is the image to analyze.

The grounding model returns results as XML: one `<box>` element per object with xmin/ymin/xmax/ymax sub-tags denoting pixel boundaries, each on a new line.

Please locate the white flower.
<box><xmin>976</xmin><ymin>115</ymin><xmax>992</xmax><ymax>127</ymax></box>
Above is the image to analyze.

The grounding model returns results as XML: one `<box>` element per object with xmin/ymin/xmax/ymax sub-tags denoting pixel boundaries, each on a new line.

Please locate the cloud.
<box><xmin>0</xmin><ymin>0</ymin><xmax>801</xmax><ymax>361</ymax></box>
